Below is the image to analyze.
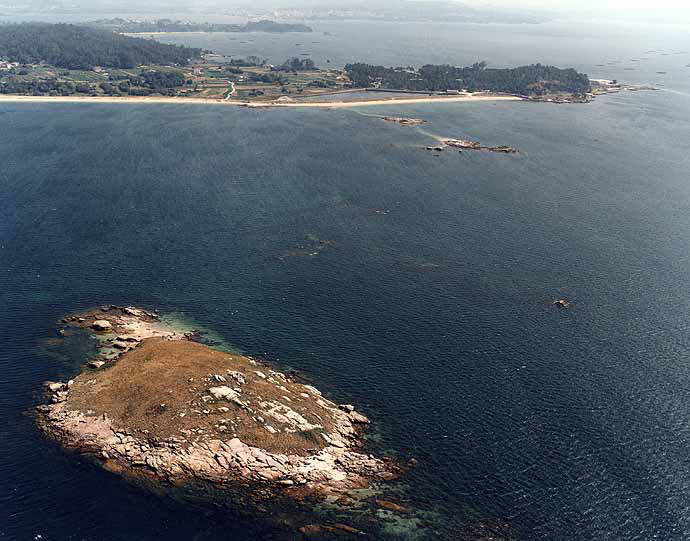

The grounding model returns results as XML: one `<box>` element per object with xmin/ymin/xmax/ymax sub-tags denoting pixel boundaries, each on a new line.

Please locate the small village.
<box><xmin>0</xmin><ymin>53</ymin><xmax>354</xmax><ymax>101</ymax></box>
<box><xmin>0</xmin><ymin>59</ymin><xmax>19</xmax><ymax>70</ymax></box>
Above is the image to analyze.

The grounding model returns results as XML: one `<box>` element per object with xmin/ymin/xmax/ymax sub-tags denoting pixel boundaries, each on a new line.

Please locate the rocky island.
<box><xmin>37</xmin><ymin>306</ymin><xmax>400</xmax><ymax>519</ymax></box>
<box><xmin>443</xmin><ymin>138</ymin><xmax>518</xmax><ymax>153</ymax></box>
<box><xmin>425</xmin><ymin>138</ymin><xmax>518</xmax><ymax>154</ymax></box>
<box><xmin>382</xmin><ymin>116</ymin><xmax>427</xmax><ymax>126</ymax></box>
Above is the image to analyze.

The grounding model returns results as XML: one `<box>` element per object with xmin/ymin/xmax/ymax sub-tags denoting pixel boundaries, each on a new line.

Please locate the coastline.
<box><xmin>0</xmin><ymin>94</ymin><xmax>524</xmax><ymax>108</ymax></box>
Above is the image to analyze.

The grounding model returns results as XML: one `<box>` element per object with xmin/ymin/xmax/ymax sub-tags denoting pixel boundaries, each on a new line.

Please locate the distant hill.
<box><xmin>0</xmin><ymin>0</ymin><xmax>548</xmax><ymax>25</ymax></box>
<box><xmin>85</xmin><ymin>19</ymin><xmax>313</xmax><ymax>34</ymax></box>
<box><xmin>237</xmin><ymin>0</ymin><xmax>549</xmax><ymax>24</ymax></box>
<box><xmin>0</xmin><ymin>23</ymin><xmax>202</xmax><ymax>70</ymax></box>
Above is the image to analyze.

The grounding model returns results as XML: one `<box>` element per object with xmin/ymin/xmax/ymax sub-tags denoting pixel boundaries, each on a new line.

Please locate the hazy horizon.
<box><xmin>464</xmin><ymin>0</ymin><xmax>690</xmax><ymax>21</ymax></box>
<box><xmin>1</xmin><ymin>0</ymin><xmax>689</xmax><ymax>24</ymax></box>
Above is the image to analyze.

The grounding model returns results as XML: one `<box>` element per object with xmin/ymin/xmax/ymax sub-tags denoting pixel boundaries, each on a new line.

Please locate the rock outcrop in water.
<box><xmin>382</xmin><ymin>116</ymin><xmax>426</xmax><ymax>126</ymax></box>
<box><xmin>442</xmin><ymin>138</ymin><xmax>518</xmax><ymax>154</ymax></box>
<box><xmin>37</xmin><ymin>306</ymin><xmax>399</xmax><ymax>510</ymax></box>
<box><xmin>424</xmin><ymin>138</ymin><xmax>518</xmax><ymax>154</ymax></box>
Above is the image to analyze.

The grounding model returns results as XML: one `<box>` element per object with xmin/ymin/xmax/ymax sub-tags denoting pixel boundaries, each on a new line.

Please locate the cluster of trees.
<box><xmin>345</xmin><ymin>62</ymin><xmax>591</xmax><ymax>96</ymax></box>
<box><xmin>1</xmin><ymin>68</ymin><xmax>189</xmax><ymax>97</ymax></box>
<box><xmin>0</xmin><ymin>78</ymin><xmax>83</xmax><ymax>95</ymax></box>
<box><xmin>104</xmin><ymin>70</ymin><xmax>187</xmax><ymax>95</ymax></box>
<box><xmin>248</xmin><ymin>72</ymin><xmax>285</xmax><ymax>84</ymax></box>
<box><xmin>138</xmin><ymin>70</ymin><xmax>186</xmax><ymax>89</ymax></box>
<box><xmin>0</xmin><ymin>23</ymin><xmax>202</xmax><ymax>70</ymax></box>
<box><xmin>277</xmin><ymin>57</ymin><xmax>316</xmax><ymax>72</ymax></box>
<box><xmin>307</xmin><ymin>80</ymin><xmax>336</xmax><ymax>88</ymax></box>
<box><xmin>228</xmin><ymin>56</ymin><xmax>265</xmax><ymax>67</ymax></box>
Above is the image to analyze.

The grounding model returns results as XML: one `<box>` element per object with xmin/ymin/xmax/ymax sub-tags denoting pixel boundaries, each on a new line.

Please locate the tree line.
<box><xmin>344</xmin><ymin>62</ymin><xmax>591</xmax><ymax>96</ymax></box>
<box><xmin>0</xmin><ymin>69</ymin><xmax>189</xmax><ymax>97</ymax></box>
<box><xmin>276</xmin><ymin>57</ymin><xmax>316</xmax><ymax>72</ymax></box>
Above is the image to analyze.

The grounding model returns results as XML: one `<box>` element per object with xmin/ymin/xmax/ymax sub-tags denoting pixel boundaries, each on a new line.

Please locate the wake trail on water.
<box><xmin>348</xmin><ymin>109</ymin><xmax>520</xmax><ymax>151</ymax></box>
<box><xmin>349</xmin><ymin>110</ymin><xmax>386</xmax><ymax>119</ymax></box>
<box><xmin>348</xmin><ymin>109</ymin><xmax>444</xmax><ymax>143</ymax></box>
<box><xmin>658</xmin><ymin>87</ymin><xmax>690</xmax><ymax>98</ymax></box>
<box><xmin>414</xmin><ymin>126</ymin><xmax>444</xmax><ymax>142</ymax></box>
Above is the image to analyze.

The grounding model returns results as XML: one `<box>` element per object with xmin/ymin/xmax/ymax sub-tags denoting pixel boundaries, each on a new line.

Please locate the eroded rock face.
<box><xmin>91</xmin><ymin>320</ymin><xmax>112</xmax><ymax>331</ymax></box>
<box><xmin>37</xmin><ymin>306</ymin><xmax>398</xmax><ymax>506</ymax></box>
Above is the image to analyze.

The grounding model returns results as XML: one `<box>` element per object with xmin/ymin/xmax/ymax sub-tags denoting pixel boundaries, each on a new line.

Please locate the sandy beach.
<box><xmin>0</xmin><ymin>94</ymin><xmax>523</xmax><ymax>108</ymax></box>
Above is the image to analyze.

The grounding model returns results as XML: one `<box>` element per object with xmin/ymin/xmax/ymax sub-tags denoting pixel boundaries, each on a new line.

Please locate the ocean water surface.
<box><xmin>2</xmin><ymin>20</ymin><xmax>690</xmax><ymax>541</ymax></box>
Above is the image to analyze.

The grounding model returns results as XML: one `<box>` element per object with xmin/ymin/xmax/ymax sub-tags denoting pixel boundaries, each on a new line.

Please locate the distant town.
<box><xmin>85</xmin><ymin>18</ymin><xmax>313</xmax><ymax>34</ymax></box>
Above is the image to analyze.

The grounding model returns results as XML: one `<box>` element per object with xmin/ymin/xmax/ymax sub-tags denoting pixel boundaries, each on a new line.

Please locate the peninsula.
<box><xmin>345</xmin><ymin>61</ymin><xmax>593</xmax><ymax>101</ymax></box>
<box><xmin>37</xmin><ymin>306</ymin><xmax>400</xmax><ymax>514</ymax></box>
<box><xmin>0</xmin><ymin>23</ymin><xmax>639</xmax><ymax>106</ymax></box>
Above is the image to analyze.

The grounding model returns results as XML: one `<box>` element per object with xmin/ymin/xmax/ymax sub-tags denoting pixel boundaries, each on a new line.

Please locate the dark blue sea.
<box><xmin>2</xmin><ymin>19</ymin><xmax>690</xmax><ymax>540</ymax></box>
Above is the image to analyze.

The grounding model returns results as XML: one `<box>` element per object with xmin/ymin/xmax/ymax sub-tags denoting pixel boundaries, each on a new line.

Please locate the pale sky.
<box><xmin>465</xmin><ymin>0</ymin><xmax>690</xmax><ymax>17</ymax></box>
<box><xmin>467</xmin><ymin>0</ymin><xmax>686</xmax><ymax>7</ymax></box>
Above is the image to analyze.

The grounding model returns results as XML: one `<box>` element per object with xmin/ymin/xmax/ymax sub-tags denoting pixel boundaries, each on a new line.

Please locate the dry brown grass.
<box><xmin>66</xmin><ymin>339</ymin><xmax>338</xmax><ymax>455</ymax></box>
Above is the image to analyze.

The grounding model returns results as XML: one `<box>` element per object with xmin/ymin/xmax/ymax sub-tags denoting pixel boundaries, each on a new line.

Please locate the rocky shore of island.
<box><xmin>425</xmin><ymin>138</ymin><xmax>518</xmax><ymax>154</ymax></box>
<box><xmin>36</xmin><ymin>306</ymin><xmax>401</xmax><ymax>513</ymax></box>
<box><xmin>526</xmin><ymin>80</ymin><xmax>658</xmax><ymax>104</ymax></box>
<box><xmin>381</xmin><ymin>116</ymin><xmax>427</xmax><ymax>126</ymax></box>
<box><xmin>526</xmin><ymin>94</ymin><xmax>593</xmax><ymax>104</ymax></box>
<box><xmin>443</xmin><ymin>138</ymin><xmax>518</xmax><ymax>153</ymax></box>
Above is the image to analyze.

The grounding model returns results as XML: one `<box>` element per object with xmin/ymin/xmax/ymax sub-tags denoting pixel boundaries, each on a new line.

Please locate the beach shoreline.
<box><xmin>0</xmin><ymin>94</ymin><xmax>524</xmax><ymax>108</ymax></box>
